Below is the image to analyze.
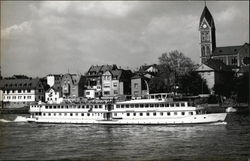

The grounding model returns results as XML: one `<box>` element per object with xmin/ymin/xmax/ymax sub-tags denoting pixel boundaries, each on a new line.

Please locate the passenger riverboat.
<box><xmin>27</xmin><ymin>93</ymin><xmax>227</xmax><ymax>124</ymax></box>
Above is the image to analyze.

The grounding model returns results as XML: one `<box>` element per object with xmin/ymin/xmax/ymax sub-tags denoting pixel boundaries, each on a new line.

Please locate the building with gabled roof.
<box><xmin>0</xmin><ymin>78</ymin><xmax>46</xmax><ymax>108</ymax></box>
<box><xmin>131</xmin><ymin>74</ymin><xmax>150</xmax><ymax>98</ymax></box>
<box><xmin>101</xmin><ymin>69</ymin><xmax>132</xmax><ymax>98</ymax></box>
<box><xmin>61</xmin><ymin>73</ymin><xmax>86</xmax><ymax>99</ymax></box>
<box><xmin>85</xmin><ymin>64</ymin><xmax>119</xmax><ymax>97</ymax></box>
<box><xmin>196</xmin><ymin>59</ymin><xmax>234</xmax><ymax>93</ymax></box>
<box><xmin>45</xmin><ymin>86</ymin><xmax>63</xmax><ymax>104</ymax></box>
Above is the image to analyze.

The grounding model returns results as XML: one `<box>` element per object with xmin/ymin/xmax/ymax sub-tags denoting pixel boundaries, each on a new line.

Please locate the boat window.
<box><xmin>58</xmin><ymin>113</ymin><xmax>61</xmax><ymax>116</ymax></box>
<box><xmin>92</xmin><ymin>113</ymin><xmax>94</xmax><ymax>116</ymax></box>
<box><xmin>48</xmin><ymin>113</ymin><xmax>51</xmax><ymax>116</ymax></box>
<box><xmin>153</xmin><ymin>112</ymin><xmax>156</xmax><ymax>116</ymax></box>
<box><xmin>81</xmin><ymin>113</ymin><xmax>84</xmax><ymax>116</ymax></box>
<box><xmin>87</xmin><ymin>113</ymin><xmax>90</xmax><ymax>116</ymax></box>
<box><xmin>61</xmin><ymin>106</ymin><xmax>64</xmax><ymax>109</ymax></box>
<box><xmin>126</xmin><ymin>104</ymin><xmax>130</xmax><ymax>108</ymax></box>
<box><xmin>145</xmin><ymin>104</ymin><xmax>149</xmax><ymax>107</ymax></box>
<box><xmin>147</xmin><ymin>112</ymin><xmax>150</xmax><ymax>116</ymax></box>
<box><xmin>150</xmin><ymin>104</ymin><xmax>154</xmax><ymax>107</ymax></box>
<box><xmin>160</xmin><ymin>112</ymin><xmax>163</xmax><ymax>116</ymax></box>
<box><xmin>45</xmin><ymin>106</ymin><xmax>48</xmax><ymax>109</ymax></box>
<box><xmin>140</xmin><ymin>104</ymin><xmax>144</xmax><ymax>108</ymax></box>
<box><xmin>131</xmin><ymin>104</ymin><xmax>134</xmax><ymax>108</ymax></box>
<box><xmin>155</xmin><ymin>104</ymin><xmax>159</xmax><ymax>107</ymax></box>
<box><xmin>121</xmin><ymin>105</ymin><xmax>124</xmax><ymax>108</ymax></box>
<box><xmin>189</xmin><ymin>112</ymin><xmax>193</xmax><ymax>115</ymax></box>
<box><xmin>54</xmin><ymin>113</ymin><xmax>56</xmax><ymax>116</ymax></box>
<box><xmin>170</xmin><ymin>103</ymin><xmax>175</xmax><ymax>107</ymax></box>
<box><xmin>174</xmin><ymin>112</ymin><xmax>177</xmax><ymax>115</ymax></box>
<box><xmin>133</xmin><ymin>113</ymin><xmax>136</xmax><ymax>116</ymax></box>
<box><xmin>49</xmin><ymin>106</ymin><xmax>52</xmax><ymax>109</ymax></box>
<box><xmin>181</xmin><ymin>103</ymin><xmax>185</xmax><ymax>107</ymax></box>
<box><xmin>181</xmin><ymin>112</ymin><xmax>185</xmax><ymax>115</ymax></box>
<box><xmin>135</xmin><ymin>104</ymin><xmax>139</xmax><ymax>108</ymax></box>
<box><xmin>66</xmin><ymin>106</ymin><xmax>68</xmax><ymax>109</ymax></box>
<box><xmin>86</xmin><ymin>105</ymin><xmax>89</xmax><ymax>109</ymax></box>
<box><xmin>160</xmin><ymin>104</ymin><xmax>164</xmax><ymax>107</ymax></box>
<box><xmin>99</xmin><ymin>105</ymin><xmax>102</xmax><ymax>109</ymax></box>
<box><xmin>167</xmin><ymin>112</ymin><xmax>170</xmax><ymax>116</ymax></box>
<box><xmin>43</xmin><ymin>113</ymin><xmax>46</xmax><ymax>116</ymax></box>
<box><xmin>70</xmin><ymin>113</ymin><xmax>73</xmax><ymax>116</ymax></box>
<box><xmin>76</xmin><ymin>113</ymin><xmax>78</xmax><ymax>116</ymax></box>
<box><xmin>94</xmin><ymin>105</ymin><xmax>97</xmax><ymax>109</ymax></box>
<box><xmin>116</xmin><ymin>105</ymin><xmax>120</xmax><ymax>108</ymax></box>
<box><xmin>165</xmin><ymin>103</ymin><xmax>169</xmax><ymax>107</ymax></box>
<box><xmin>64</xmin><ymin>113</ymin><xmax>67</xmax><ymax>116</ymax></box>
<box><xmin>127</xmin><ymin>113</ymin><xmax>130</xmax><ymax>116</ymax></box>
<box><xmin>176</xmin><ymin>103</ymin><xmax>180</xmax><ymax>107</ymax></box>
<box><xmin>140</xmin><ymin>113</ymin><xmax>143</xmax><ymax>116</ymax></box>
<box><xmin>114</xmin><ymin>113</ymin><xmax>117</xmax><ymax>116</ymax></box>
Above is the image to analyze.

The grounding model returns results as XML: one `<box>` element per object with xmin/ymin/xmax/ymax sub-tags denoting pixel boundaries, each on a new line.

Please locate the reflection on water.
<box><xmin>0</xmin><ymin>113</ymin><xmax>250</xmax><ymax>160</ymax></box>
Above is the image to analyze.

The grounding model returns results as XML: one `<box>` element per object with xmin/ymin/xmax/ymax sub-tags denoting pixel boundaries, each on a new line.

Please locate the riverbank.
<box><xmin>0</xmin><ymin>106</ymin><xmax>29</xmax><ymax>114</ymax></box>
<box><xmin>204</xmin><ymin>103</ymin><xmax>249</xmax><ymax>114</ymax></box>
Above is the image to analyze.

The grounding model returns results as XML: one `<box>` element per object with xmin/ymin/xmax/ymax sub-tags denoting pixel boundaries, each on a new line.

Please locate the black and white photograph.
<box><xmin>0</xmin><ymin>1</ymin><xmax>249</xmax><ymax>160</ymax></box>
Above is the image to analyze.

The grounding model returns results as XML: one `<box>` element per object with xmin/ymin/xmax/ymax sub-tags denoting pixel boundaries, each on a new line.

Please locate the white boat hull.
<box><xmin>27</xmin><ymin>113</ymin><xmax>227</xmax><ymax>125</ymax></box>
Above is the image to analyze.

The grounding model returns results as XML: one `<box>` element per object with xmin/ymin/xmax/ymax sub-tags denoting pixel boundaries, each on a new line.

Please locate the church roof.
<box><xmin>212</xmin><ymin>45</ymin><xmax>243</xmax><ymax>56</ymax></box>
<box><xmin>200</xmin><ymin>6</ymin><xmax>215</xmax><ymax>28</ymax></box>
<box><xmin>204</xmin><ymin>59</ymin><xmax>232</xmax><ymax>72</ymax></box>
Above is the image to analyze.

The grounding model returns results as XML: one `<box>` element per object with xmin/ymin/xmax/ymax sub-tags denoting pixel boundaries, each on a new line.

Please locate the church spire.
<box><xmin>199</xmin><ymin>4</ymin><xmax>216</xmax><ymax>64</ymax></box>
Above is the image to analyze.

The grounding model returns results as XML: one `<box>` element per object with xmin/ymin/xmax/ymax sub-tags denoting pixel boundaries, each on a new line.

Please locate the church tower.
<box><xmin>199</xmin><ymin>5</ymin><xmax>216</xmax><ymax>64</ymax></box>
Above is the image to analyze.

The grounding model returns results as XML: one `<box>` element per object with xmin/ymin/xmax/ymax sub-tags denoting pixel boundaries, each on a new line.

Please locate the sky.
<box><xmin>1</xmin><ymin>1</ymin><xmax>249</xmax><ymax>77</ymax></box>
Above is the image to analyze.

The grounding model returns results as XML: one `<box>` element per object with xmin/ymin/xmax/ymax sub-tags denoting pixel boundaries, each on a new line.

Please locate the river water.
<box><xmin>0</xmin><ymin>113</ymin><xmax>250</xmax><ymax>161</ymax></box>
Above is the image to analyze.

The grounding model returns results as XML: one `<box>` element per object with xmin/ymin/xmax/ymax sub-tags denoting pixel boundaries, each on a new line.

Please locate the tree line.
<box><xmin>147</xmin><ymin>50</ymin><xmax>249</xmax><ymax>103</ymax></box>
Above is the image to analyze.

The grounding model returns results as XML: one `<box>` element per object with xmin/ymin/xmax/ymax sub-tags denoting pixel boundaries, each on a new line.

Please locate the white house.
<box><xmin>45</xmin><ymin>87</ymin><xmax>63</xmax><ymax>104</ymax></box>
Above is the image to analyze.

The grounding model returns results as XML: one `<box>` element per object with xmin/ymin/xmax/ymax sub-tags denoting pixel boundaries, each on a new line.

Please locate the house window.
<box><xmin>134</xmin><ymin>83</ymin><xmax>138</xmax><ymax>89</ymax></box>
<box><xmin>113</xmin><ymin>83</ymin><xmax>118</xmax><ymax>87</ymax></box>
<box><xmin>231</xmin><ymin>57</ymin><xmax>237</xmax><ymax>65</ymax></box>
<box><xmin>104</xmin><ymin>91</ymin><xmax>110</xmax><ymax>95</ymax></box>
